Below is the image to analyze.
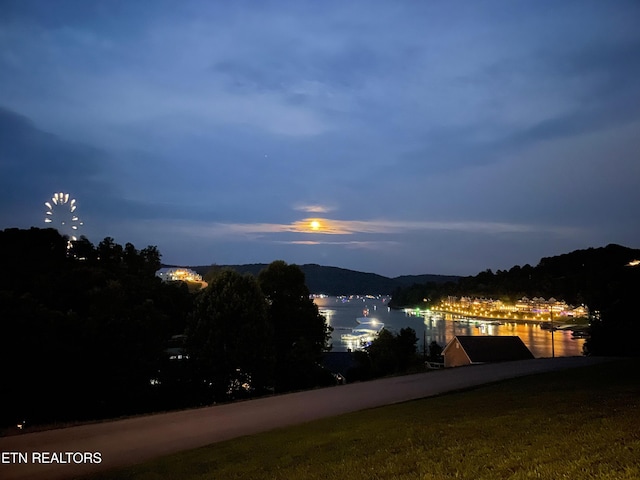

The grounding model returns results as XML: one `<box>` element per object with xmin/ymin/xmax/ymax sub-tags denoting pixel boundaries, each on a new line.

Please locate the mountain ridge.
<box><xmin>163</xmin><ymin>262</ymin><xmax>461</xmax><ymax>295</ymax></box>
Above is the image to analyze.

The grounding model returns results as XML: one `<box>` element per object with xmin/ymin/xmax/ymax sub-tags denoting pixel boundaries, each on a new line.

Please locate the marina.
<box><xmin>313</xmin><ymin>295</ymin><xmax>587</xmax><ymax>357</ymax></box>
<box><xmin>339</xmin><ymin>315</ymin><xmax>385</xmax><ymax>350</ymax></box>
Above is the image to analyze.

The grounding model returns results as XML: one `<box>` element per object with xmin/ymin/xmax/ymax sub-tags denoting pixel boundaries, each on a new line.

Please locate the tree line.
<box><xmin>0</xmin><ymin>228</ymin><xmax>334</xmax><ymax>430</ymax></box>
<box><xmin>388</xmin><ymin>244</ymin><xmax>640</xmax><ymax>356</ymax></box>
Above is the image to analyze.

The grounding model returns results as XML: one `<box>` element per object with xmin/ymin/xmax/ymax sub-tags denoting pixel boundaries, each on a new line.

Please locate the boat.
<box><xmin>340</xmin><ymin>331</ymin><xmax>373</xmax><ymax>342</ymax></box>
<box><xmin>356</xmin><ymin>316</ymin><xmax>374</xmax><ymax>324</ymax></box>
<box><xmin>571</xmin><ymin>329</ymin><xmax>590</xmax><ymax>339</ymax></box>
<box><xmin>341</xmin><ymin>317</ymin><xmax>384</xmax><ymax>347</ymax></box>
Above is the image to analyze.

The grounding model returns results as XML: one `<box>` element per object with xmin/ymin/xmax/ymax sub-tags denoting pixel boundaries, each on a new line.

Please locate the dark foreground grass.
<box><xmin>86</xmin><ymin>358</ymin><xmax>640</xmax><ymax>480</ymax></box>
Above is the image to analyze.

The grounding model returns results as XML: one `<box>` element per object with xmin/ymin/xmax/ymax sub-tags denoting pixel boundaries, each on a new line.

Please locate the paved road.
<box><xmin>0</xmin><ymin>356</ymin><xmax>611</xmax><ymax>480</ymax></box>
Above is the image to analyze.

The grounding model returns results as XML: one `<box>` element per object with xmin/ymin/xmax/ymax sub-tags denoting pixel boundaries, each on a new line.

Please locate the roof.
<box><xmin>444</xmin><ymin>335</ymin><xmax>534</xmax><ymax>363</ymax></box>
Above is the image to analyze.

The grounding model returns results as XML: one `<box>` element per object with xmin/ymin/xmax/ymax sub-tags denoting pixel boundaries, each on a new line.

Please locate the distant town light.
<box><xmin>156</xmin><ymin>267</ymin><xmax>203</xmax><ymax>283</ymax></box>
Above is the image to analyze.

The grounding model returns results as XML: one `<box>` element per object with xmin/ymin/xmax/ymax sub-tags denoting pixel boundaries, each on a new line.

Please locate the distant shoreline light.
<box><xmin>156</xmin><ymin>267</ymin><xmax>203</xmax><ymax>283</ymax></box>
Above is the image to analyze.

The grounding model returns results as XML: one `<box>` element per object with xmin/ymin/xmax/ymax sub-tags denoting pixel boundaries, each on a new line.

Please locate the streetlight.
<box><xmin>550</xmin><ymin>307</ymin><xmax>555</xmax><ymax>358</ymax></box>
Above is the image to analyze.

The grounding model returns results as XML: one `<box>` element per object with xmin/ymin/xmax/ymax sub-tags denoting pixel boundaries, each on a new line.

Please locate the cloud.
<box><xmin>160</xmin><ymin>217</ymin><xmax>583</xmax><ymax>239</ymax></box>
<box><xmin>2</xmin><ymin>1</ymin><xmax>638</xmax><ymax>276</ymax></box>
<box><xmin>282</xmin><ymin>240</ymin><xmax>401</xmax><ymax>250</ymax></box>
<box><xmin>294</xmin><ymin>204</ymin><xmax>335</xmax><ymax>214</ymax></box>
<box><xmin>0</xmin><ymin>106</ymin><xmax>104</xmax><ymax>182</ymax></box>
<box><xmin>0</xmin><ymin>106</ymin><xmax>114</xmax><ymax>227</ymax></box>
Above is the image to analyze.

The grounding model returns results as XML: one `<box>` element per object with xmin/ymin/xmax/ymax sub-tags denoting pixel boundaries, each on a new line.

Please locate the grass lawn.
<box><xmin>85</xmin><ymin>358</ymin><xmax>640</xmax><ymax>480</ymax></box>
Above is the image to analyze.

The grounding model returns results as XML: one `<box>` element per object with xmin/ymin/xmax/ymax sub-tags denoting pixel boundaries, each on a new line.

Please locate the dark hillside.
<box><xmin>386</xmin><ymin>243</ymin><xmax>640</xmax><ymax>356</ymax></box>
<box><xmin>297</xmin><ymin>264</ymin><xmax>396</xmax><ymax>294</ymax></box>
<box><xmin>392</xmin><ymin>274</ymin><xmax>461</xmax><ymax>288</ymax></box>
<box><xmin>178</xmin><ymin>263</ymin><xmax>459</xmax><ymax>295</ymax></box>
<box><xmin>390</xmin><ymin>244</ymin><xmax>640</xmax><ymax>308</ymax></box>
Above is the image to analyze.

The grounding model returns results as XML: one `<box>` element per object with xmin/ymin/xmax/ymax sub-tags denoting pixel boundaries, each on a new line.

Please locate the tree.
<box><xmin>428</xmin><ymin>341</ymin><xmax>443</xmax><ymax>362</ymax></box>
<box><xmin>0</xmin><ymin>228</ymin><xmax>192</xmax><ymax>427</ymax></box>
<box><xmin>186</xmin><ymin>269</ymin><xmax>274</xmax><ymax>401</ymax></box>
<box><xmin>584</xmin><ymin>297</ymin><xmax>639</xmax><ymax>356</ymax></box>
<box><xmin>258</xmin><ymin>261</ymin><xmax>333</xmax><ymax>392</ymax></box>
<box><xmin>69</xmin><ymin>235</ymin><xmax>97</xmax><ymax>262</ymax></box>
<box><xmin>139</xmin><ymin>245</ymin><xmax>162</xmax><ymax>276</ymax></box>
<box><xmin>97</xmin><ymin>237</ymin><xmax>123</xmax><ymax>269</ymax></box>
<box><xmin>396</xmin><ymin>327</ymin><xmax>419</xmax><ymax>371</ymax></box>
<box><xmin>366</xmin><ymin>327</ymin><xmax>419</xmax><ymax>377</ymax></box>
<box><xmin>367</xmin><ymin>329</ymin><xmax>399</xmax><ymax>377</ymax></box>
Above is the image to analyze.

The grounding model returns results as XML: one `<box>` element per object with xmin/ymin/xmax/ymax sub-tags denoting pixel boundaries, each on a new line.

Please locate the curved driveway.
<box><xmin>0</xmin><ymin>356</ymin><xmax>611</xmax><ymax>480</ymax></box>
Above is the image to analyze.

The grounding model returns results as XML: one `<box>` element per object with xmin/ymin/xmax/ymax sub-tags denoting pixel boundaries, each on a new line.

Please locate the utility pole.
<box><xmin>550</xmin><ymin>305</ymin><xmax>555</xmax><ymax>358</ymax></box>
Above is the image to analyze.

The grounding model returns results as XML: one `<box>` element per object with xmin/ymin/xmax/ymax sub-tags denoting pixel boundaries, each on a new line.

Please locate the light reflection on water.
<box><xmin>314</xmin><ymin>296</ymin><xmax>585</xmax><ymax>358</ymax></box>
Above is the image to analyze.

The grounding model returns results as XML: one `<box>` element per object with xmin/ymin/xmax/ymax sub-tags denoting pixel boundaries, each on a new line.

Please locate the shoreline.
<box><xmin>406</xmin><ymin>308</ymin><xmax>589</xmax><ymax>328</ymax></box>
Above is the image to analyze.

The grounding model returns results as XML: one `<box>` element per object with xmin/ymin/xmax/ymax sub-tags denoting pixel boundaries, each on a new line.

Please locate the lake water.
<box><xmin>313</xmin><ymin>295</ymin><xmax>586</xmax><ymax>358</ymax></box>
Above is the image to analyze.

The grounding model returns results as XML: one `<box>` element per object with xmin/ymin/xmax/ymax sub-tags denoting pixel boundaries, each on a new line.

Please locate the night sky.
<box><xmin>1</xmin><ymin>1</ymin><xmax>639</xmax><ymax>277</ymax></box>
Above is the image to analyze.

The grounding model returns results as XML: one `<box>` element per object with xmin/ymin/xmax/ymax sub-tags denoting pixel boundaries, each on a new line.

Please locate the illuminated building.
<box><xmin>155</xmin><ymin>267</ymin><xmax>203</xmax><ymax>283</ymax></box>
